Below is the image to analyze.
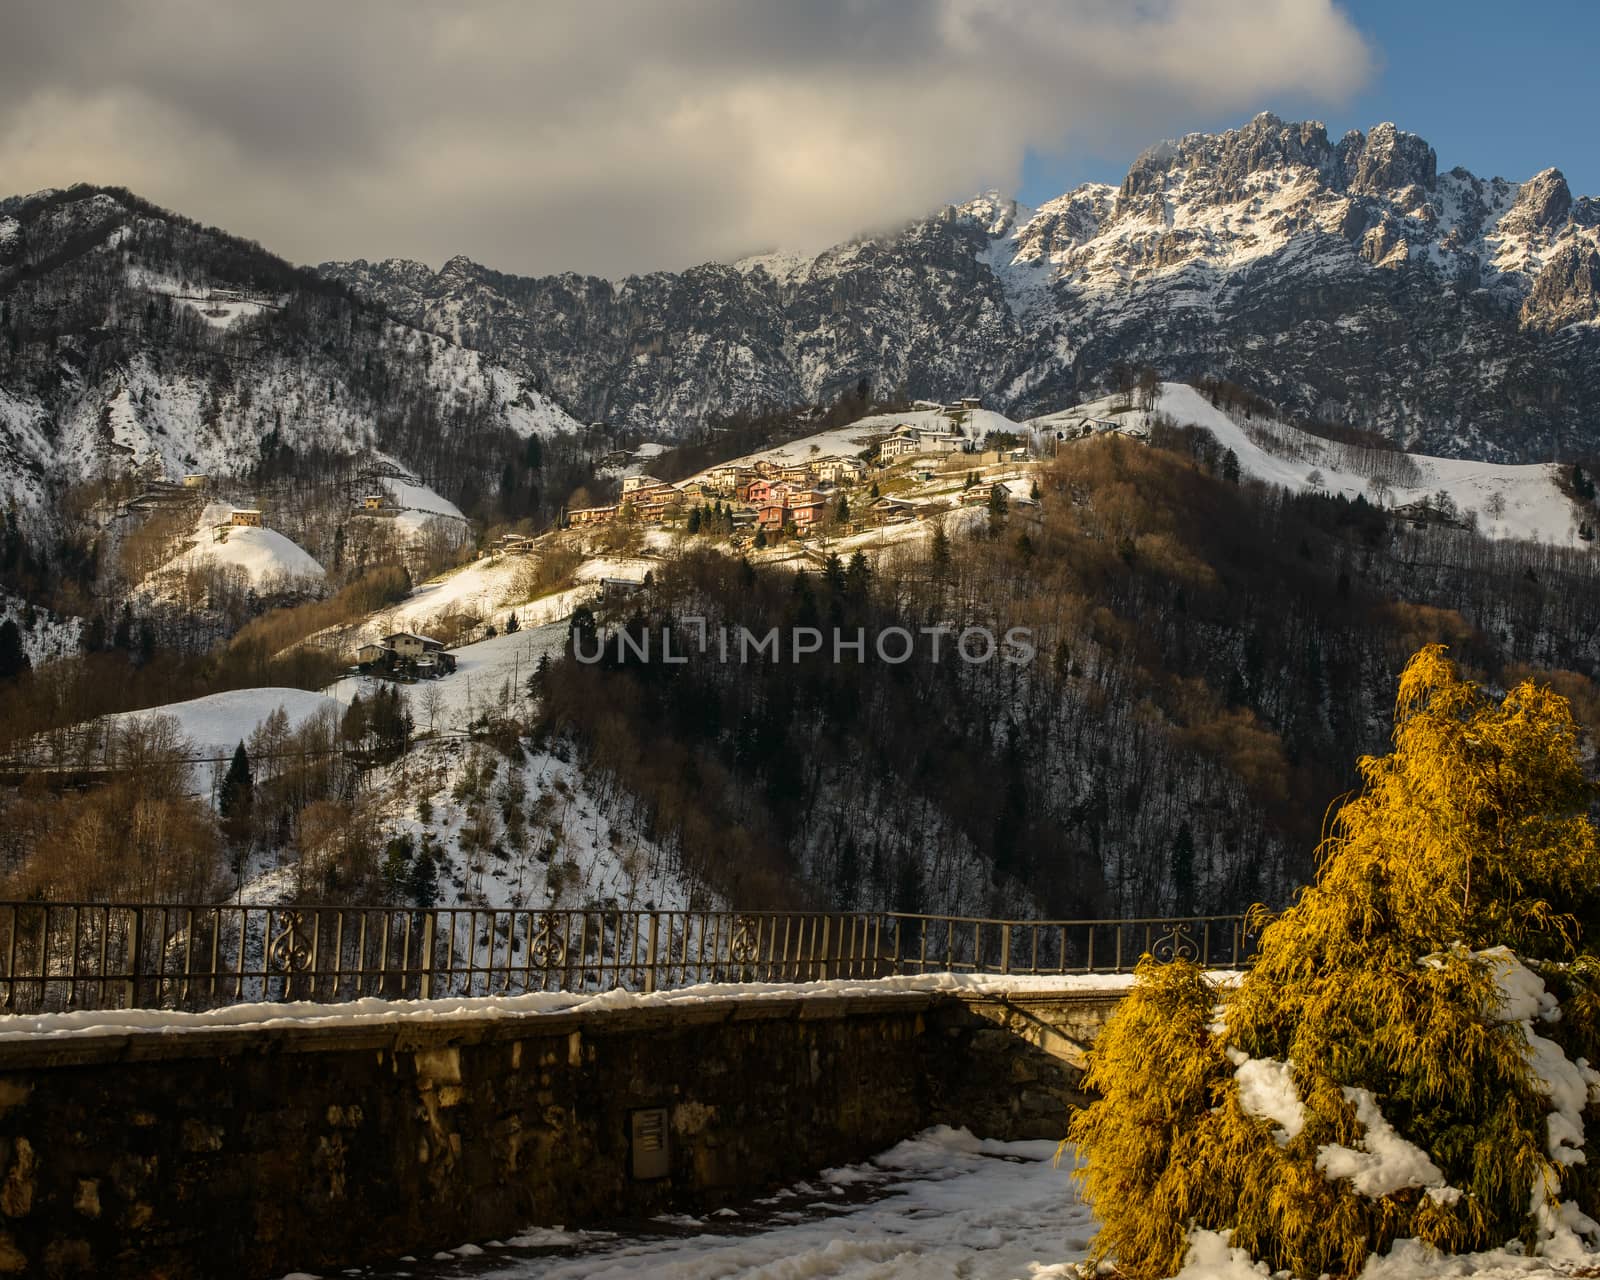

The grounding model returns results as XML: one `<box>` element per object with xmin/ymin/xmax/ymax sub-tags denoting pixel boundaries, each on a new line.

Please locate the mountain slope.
<box><xmin>323</xmin><ymin>114</ymin><xmax>1600</xmax><ymax>461</ymax></box>
<box><xmin>0</xmin><ymin>185</ymin><xmax>583</xmax><ymax>535</ymax></box>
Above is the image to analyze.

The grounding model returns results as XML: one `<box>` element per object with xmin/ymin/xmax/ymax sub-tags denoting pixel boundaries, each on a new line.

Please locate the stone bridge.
<box><xmin>0</xmin><ymin>979</ymin><xmax>1136</xmax><ymax>1279</ymax></box>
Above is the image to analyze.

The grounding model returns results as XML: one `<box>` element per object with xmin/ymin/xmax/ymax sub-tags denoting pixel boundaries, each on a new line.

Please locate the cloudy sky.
<box><xmin>0</xmin><ymin>1</ymin><xmax>1591</xmax><ymax>278</ymax></box>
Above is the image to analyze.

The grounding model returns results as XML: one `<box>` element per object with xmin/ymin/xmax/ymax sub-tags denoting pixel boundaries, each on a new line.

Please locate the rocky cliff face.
<box><xmin>324</xmin><ymin>114</ymin><xmax>1600</xmax><ymax>460</ymax></box>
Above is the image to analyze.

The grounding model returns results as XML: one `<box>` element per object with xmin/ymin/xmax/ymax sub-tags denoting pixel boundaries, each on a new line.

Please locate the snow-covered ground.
<box><xmin>0</xmin><ymin>591</ymin><xmax>80</xmax><ymax>666</ymax></box>
<box><xmin>1040</xmin><ymin>384</ymin><xmax>1588</xmax><ymax>549</ymax></box>
<box><xmin>146</xmin><ymin>501</ymin><xmax>326</xmax><ymax>592</ymax></box>
<box><xmin>459</xmin><ymin>1127</ymin><xmax>1087</xmax><ymax>1280</ymax></box>
<box><xmin>679</xmin><ymin>406</ymin><xmax>1024</xmax><ymax>488</ymax></box>
<box><xmin>325</xmin><ymin>623</ymin><xmax>567</xmax><ymax>732</ymax></box>
<box><xmin>331</xmin><ymin>559</ymin><xmax>594</xmax><ymax>652</ymax></box>
<box><xmin>0</xmin><ymin>972</ymin><xmax>1141</xmax><ymax>1041</ymax></box>
<box><xmin>380</xmin><ymin>476</ymin><xmax>471</xmax><ymax>538</ymax></box>
<box><xmin>107</xmin><ymin>687</ymin><xmax>342</xmax><ymax>758</ymax></box>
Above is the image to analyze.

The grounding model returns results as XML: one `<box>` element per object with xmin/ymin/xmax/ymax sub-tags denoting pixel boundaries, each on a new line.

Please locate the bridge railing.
<box><xmin>0</xmin><ymin>902</ymin><xmax>1255</xmax><ymax>1016</ymax></box>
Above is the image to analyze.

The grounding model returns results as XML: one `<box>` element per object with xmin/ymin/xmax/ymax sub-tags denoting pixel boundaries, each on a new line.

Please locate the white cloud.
<box><xmin>0</xmin><ymin>0</ymin><xmax>1374</xmax><ymax>276</ymax></box>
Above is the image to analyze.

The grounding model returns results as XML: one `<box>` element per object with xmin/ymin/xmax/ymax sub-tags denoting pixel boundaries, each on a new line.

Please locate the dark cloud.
<box><xmin>0</xmin><ymin>0</ymin><xmax>1374</xmax><ymax>276</ymax></box>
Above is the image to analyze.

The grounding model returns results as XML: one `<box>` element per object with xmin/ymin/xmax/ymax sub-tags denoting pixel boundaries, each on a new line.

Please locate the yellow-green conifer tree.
<box><xmin>1070</xmin><ymin>646</ymin><xmax>1600</xmax><ymax>1277</ymax></box>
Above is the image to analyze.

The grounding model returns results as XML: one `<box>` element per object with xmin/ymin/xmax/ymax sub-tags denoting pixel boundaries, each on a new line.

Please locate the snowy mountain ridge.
<box><xmin>324</xmin><ymin>113</ymin><xmax>1600</xmax><ymax>461</ymax></box>
<box><xmin>0</xmin><ymin>186</ymin><xmax>585</xmax><ymax>537</ymax></box>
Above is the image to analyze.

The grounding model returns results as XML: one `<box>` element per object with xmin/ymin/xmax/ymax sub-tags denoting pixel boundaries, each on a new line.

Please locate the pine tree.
<box><xmin>340</xmin><ymin>693</ymin><xmax>367</xmax><ymax>746</ymax></box>
<box><xmin>505</xmin><ymin>611</ymin><xmax>520</xmax><ymax>633</ymax></box>
<box><xmin>113</xmin><ymin>603</ymin><xmax>133</xmax><ymax>650</ymax></box>
<box><xmin>845</xmin><ymin>551</ymin><xmax>872</xmax><ymax>601</ymax></box>
<box><xmin>219</xmin><ymin>741</ymin><xmax>253</xmax><ymax>843</ymax></box>
<box><xmin>406</xmin><ymin>851</ymin><xmax>439</xmax><ymax>908</ymax></box>
<box><xmin>0</xmin><ymin>620</ymin><xmax>28</xmax><ymax>681</ymax></box>
<box><xmin>1070</xmin><ymin>647</ymin><xmax>1600</xmax><ymax>1278</ymax></box>
<box><xmin>823</xmin><ymin>553</ymin><xmax>845</xmax><ymax>595</ymax></box>
<box><xmin>930</xmin><ymin>525</ymin><xmax>951</xmax><ymax>580</ymax></box>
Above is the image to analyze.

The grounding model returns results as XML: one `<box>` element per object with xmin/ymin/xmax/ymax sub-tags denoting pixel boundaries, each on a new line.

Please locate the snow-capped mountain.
<box><xmin>323</xmin><ymin>113</ymin><xmax>1600</xmax><ymax>461</ymax></box>
<box><xmin>0</xmin><ymin>186</ymin><xmax>583</xmax><ymax>533</ymax></box>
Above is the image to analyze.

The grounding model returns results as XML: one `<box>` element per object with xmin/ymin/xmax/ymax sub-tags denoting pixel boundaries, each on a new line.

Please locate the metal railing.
<box><xmin>0</xmin><ymin>903</ymin><xmax>1255</xmax><ymax>1016</ymax></box>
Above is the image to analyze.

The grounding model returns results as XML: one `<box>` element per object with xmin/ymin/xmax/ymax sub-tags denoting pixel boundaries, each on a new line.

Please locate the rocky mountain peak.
<box><xmin>314</xmin><ymin>114</ymin><xmax>1600</xmax><ymax>462</ymax></box>
<box><xmin>1339</xmin><ymin>122</ymin><xmax>1437</xmax><ymax>195</ymax></box>
<box><xmin>1503</xmin><ymin>167</ymin><xmax>1573</xmax><ymax>235</ymax></box>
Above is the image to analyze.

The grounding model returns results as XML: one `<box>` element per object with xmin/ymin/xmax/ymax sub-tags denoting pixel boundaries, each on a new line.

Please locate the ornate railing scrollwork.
<box><xmin>529</xmin><ymin>913</ymin><xmax>567</xmax><ymax>969</ymax></box>
<box><xmin>729</xmin><ymin>915</ymin><xmax>760</xmax><ymax>966</ymax></box>
<box><xmin>268</xmin><ymin>911</ymin><xmax>312</xmax><ymax>975</ymax></box>
<box><xmin>1150</xmin><ymin>921</ymin><xmax>1201</xmax><ymax>964</ymax></box>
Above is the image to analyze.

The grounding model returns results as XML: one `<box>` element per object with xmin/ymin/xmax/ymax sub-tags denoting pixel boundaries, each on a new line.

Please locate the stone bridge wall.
<box><xmin>0</xmin><ymin>986</ymin><xmax>1126</xmax><ymax>1279</ymax></box>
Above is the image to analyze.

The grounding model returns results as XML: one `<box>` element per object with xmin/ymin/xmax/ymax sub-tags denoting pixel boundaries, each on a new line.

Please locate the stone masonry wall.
<box><xmin>0</xmin><ymin>987</ymin><xmax>1124</xmax><ymax>1278</ymax></box>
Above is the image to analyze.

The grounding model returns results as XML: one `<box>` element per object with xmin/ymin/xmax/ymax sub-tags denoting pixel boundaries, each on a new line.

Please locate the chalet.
<box><xmin>635</xmin><ymin>488</ymin><xmax>684</xmax><ymax>523</ymax></box>
<box><xmin>388</xmin><ymin>632</ymin><xmax>442</xmax><ymax>659</ymax></box>
<box><xmin>756</xmin><ymin>502</ymin><xmax>788</xmax><ymax>532</ymax></box>
<box><xmin>708</xmin><ymin>464</ymin><xmax>755</xmax><ymax>495</ymax></box>
<box><xmin>357</xmin><ymin>631</ymin><xmax>456</xmax><ymax>679</ymax></box>
<box><xmin>878</xmin><ymin>433</ymin><xmax>923</xmax><ymax>462</ymax></box>
<box><xmin>959</xmin><ymin>396</ymin><xmax>983</xmax><ymax>410</ymax></box>
<box><xmin>745</xmin><ymin>478</ymin><xmax>772</xmax><ymax>505</ymax></box>
<box><xmin>1391</xmin><ymin>501</ymin><xmax>1464</xmax><ymax>530</ymax></box>
<box><xmin>779</xmin><ymin>464</ymin><xmax>814</xmax><ymax>486</ymax></box>
<box><xmin>358</xmin><ymin>493</ymin><xmax>389</xmax><ymax>511</ymax></box>
<box><xmin>789</xmin><ymin>490</ymin><xmax>827</xmax><ymax>529</ymax></box>
<box><xmin>495</xmin><ymin>532</ymin><xmax>534</xmax><ymax>553</ymax></box>
<box><xmin>621</xmin><ymin>474</ymin><xmax>669</xmax><ymax>496</ymax></box>
<box><xmin>919</xmin><ymin>431</ymin><xmax>967</xmax><ymax>455</ymax></box>
<box><xmin>814</xmin><ymin>456</ymin><xmax>865</xmax><ymax>484</ymax></box>
<box><xmin>912</xmin><ymin>399</ymin><xmax>944</xmax><ymax>412</ymax></box>
<box><xmin>754</xmin><ymin>459</ymin><xmax>783</xmax><ymax>480</ymax></box>
<box><xmin>960</xmin><ymin>484</ymin><xmax>995</xmax><ymax>504</ymax></box>
<box><xmin>230</xmin><ymin>508</ymin><xmax>263</xmax><ymax>528</ymax></box>
<box><xmin>567</xmin><ymin>504</ymin><xmax>617</xmax><ymax>527</ymax></box>
<box><xmin>181</xmin><ymin>473</ymin><xmax>208</xmax><ymax>489</ymax></box>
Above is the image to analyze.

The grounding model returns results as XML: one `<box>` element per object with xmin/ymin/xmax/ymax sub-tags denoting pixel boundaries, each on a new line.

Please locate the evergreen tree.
<box><xmin>845</xmin><ymin>551</ymin><xmax>872</xmax><ymax>601</ymax></box>
<box><xmin>219</xmin><ymin>741</ymin><xmax>254</xmax><ymax>843</ymax></box>
<box><xmin>406</xmin><ymin>851</ymin><xmax>439</xmax><ymax>908</ymax></box>
<box><xmin>0</xmin><ymin>619</ymin><xmax>28</xmax><ymax>681</ymax></box>
<box><xmin>1071</xmin><ymin>647</ymin><xmax>1600</xmax><ymax>1278</ymax></box>
<box><xmin>930</xmin><ymin>525</ymin><xmax>952</xmax><ymax>579</ymax></box>
<box><xmin>823</xmin><ymin>552</ymin><xmax>845</xmax><ymax>596</ymax></box>
<box><xmin>505</xmin><ymin>611</ymin><xmax>520</xmax><ymax>633</ymax></box>
<box><xmin>113</xmin><ymin>602</ymin><xmax>133</xmax><ymax>650</ymax></box>
<box><xmin>340</xmin><ymin>693</ymin><xmax>368</xmax><ymax>746</ymax></box>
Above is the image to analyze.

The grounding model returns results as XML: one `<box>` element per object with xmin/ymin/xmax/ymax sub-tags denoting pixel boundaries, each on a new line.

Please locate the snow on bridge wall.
<box><xmin>0</xmin><ymin>980</ymin><xmax>1131</xmax><ymax>1278</ymax></box>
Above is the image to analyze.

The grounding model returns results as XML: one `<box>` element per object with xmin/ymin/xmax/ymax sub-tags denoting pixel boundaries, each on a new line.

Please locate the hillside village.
<box><xmin>2</xmin><ymin>379</ymin><xmax>1597</xmax><ymax>927</ymax></box>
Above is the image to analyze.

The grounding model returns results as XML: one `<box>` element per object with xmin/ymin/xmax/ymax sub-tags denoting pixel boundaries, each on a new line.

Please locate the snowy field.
<box><xmin>680</xmin><ymin>405</ymin><xmax>1022</xmax><ymax>488</ymax></box>
<box><xmin>270</xmin><ymin>1121</ymin><xmax>1600</xmax><ymax>1279</ymax></box>
<box><xmin>107</xmin><ymin>687</ymin><xmax>342</xmax><ymax>758</ymax></box>
<box><xmin>1036</xmin><ymin>384</ymin><xmax>1587</xmax><ymax>549</ymax></box>
<box><xmin>146</xmin><ymin>501</ymin><xmax>326</xmax><ymax>592</ymax></box>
